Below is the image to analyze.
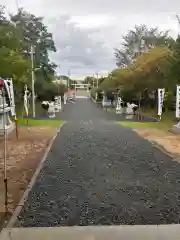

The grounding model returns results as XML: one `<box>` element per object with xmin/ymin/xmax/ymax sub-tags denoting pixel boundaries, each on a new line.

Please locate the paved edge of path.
<box><xmin>7</xmin><ymin>123</ymin><xmax>66</xmax><ymax>228</ymax></box>
<box><xmin>1</xmin><ymin>225</ymin><xmax>180</xmax><ymax>240</ymax></box>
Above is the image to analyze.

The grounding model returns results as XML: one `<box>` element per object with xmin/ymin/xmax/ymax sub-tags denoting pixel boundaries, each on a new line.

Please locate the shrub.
<box><xmin>90</xmin><ymin>88</ymin><xmax>97</xmax><ymax>99</ymax></box>
<box><xmin>91</xmin><ymin>87</ymin><xmax>103</xmax><ymax>101</ymax></box>
<box><xmin>36</xmin><ymin>82</ymin><xmax>66</xmax><ymax>101</ymax></box>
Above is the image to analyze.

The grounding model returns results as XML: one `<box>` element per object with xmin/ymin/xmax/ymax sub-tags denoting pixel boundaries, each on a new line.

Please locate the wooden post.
<box><xmin>15</xmin><ymin>118</ymin><xmax>19</xmax><ymax>140</ymax></box>
<box><xmin>138</xmin><ymin>92</ymin><xmax>142</xmax><ymax>121</ymax></box>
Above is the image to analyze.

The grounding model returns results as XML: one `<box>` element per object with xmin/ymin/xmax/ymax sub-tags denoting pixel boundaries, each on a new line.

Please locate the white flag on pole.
<box><xmin>24</xmin><ymin>85</ymin><xmax>29</xmax><ymax>116</ymax></box>
<box><xmin>176</xmin><ymin>85</ymin><xmax>180</xmax><ymax>118</ymax></box>
<box><xmin>158</xmin><ymin>88</ymin><xmax>165</xmax><ymax>117</ymax></box>
<box><xmin>4</xmin><ymin>79</ymin><xmax>16</xmax><ymax>116</ymax></box>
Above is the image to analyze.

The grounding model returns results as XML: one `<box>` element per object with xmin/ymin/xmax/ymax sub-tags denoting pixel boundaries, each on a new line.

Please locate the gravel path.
<box><xmin>56</xmin><ymin>99</ymin><xmax>125</xmax><ymax>121</ymax></box>
<box><xmin>17</xmin><ymin>100</ymin><xmax>180</xmax><ymax>227</ymax></box>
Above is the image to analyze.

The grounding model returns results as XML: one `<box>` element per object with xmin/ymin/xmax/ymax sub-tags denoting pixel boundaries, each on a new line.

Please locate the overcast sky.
<box><xmin>1</xmin><ymin>0</ymin><xmax>180</xmax><ymax>79</ymax></box>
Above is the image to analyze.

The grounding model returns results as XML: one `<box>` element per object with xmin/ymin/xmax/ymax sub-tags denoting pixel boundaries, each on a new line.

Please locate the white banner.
<box><xmin>4</xmin><ymin>79</ymin><xmax>16</xmax><ymax>116</ymax></box>
<box><xmin>176</xmin><ymin>85</ymin><xmax>180</xmax><ymax>118</ymax></box>
<box><xmin>24</xmin><ymin>85</ymin><xmax>29</xmax><ymax>116</ymax></box>
<box><xmin>158</xmin><ymin>88</ymin><xmax>165</xmax><ymax>117</ymax></box>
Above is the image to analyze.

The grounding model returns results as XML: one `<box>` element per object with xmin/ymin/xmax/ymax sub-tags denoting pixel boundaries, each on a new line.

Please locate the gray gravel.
<box><xmin>16</xmin><ymin>100</ymin><xmax>180</xmax><ymax>227</ymax></box>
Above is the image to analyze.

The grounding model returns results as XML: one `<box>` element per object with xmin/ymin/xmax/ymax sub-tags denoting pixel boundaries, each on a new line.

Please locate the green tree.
<box><xmin>0</xmin><ymin>6</ymin><xmax>30</xmax><ymax>86</ymax></box>
<box><xmin>84</xmin><ymin>76</ymin><xmax>96</xmax><ymax>86</ymax></box>
<box><xmin>0</xmin><ymin>6</ymin><xmax>58</xmax><ymax>103</ymax></box>
<box><xmin>115</xmin><ymin>25</ymin><xmax>174</xmax><ymax>67</ymax></box>
<box><xmin>11</xmin><ymin>8</ymin><xmax>57</xmax><ymax>83</ymax></box>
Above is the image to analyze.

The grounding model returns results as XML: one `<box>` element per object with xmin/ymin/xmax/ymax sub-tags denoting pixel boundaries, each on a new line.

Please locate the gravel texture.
<box><xmin>16</xmin><ymin>99</ymin><xmax>180</xmax><ymax>227</ymax></box>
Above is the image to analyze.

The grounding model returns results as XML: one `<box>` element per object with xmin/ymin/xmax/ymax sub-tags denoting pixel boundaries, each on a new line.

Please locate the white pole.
<box><xmin>68</xmin><ymin>70</ymin><xmax>70</xmax><ymax>90</ymax></box>
<box><xmin>31</xmin><ymin>46</ymin><xmax>35</xmax><ymax>118</ymax></box>
<box><xmin>96</xmin><ymin>72</ymin><xmax>99</xmax><ymax>88</ymax></box>
<box><xmin>15</xmin><ymin>0</ymin><xmax>19</xmax><ymax>10</ymax></box>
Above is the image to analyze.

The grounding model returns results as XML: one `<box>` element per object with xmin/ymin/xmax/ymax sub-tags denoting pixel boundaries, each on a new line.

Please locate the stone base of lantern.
<box><xmin>125</xmin><ymin>114</ymin><xmax>134</xmax><ymax>120</ymax></box>
<box><xmin>48</xmin><ymin>103</ymin><xmax>56</xmax><ymax>119</ymax></box>
<box><xmin>54</xmin><ymin>105</ymin><xmax>61</xmax><ymax>112</ymax></box>
<box><xmin>116</xmin><ymin>106</ymin><xmax>123</xmax><ymax>114</ymax></box>
<box><xmin>0</xmin><ymin>108</ymin><xmax>15</xmax><ymax>136</ymax></box>
<box><xmin>171</xmin><ymin>121</ymin><xmax>180</xmax><ymax>133</ymax></box>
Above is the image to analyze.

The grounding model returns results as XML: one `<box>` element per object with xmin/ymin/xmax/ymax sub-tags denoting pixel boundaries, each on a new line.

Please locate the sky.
<box><xmin>1</xmin><ymin>0</ymin><xmax>180</xmax><ymax>79</ymax></box>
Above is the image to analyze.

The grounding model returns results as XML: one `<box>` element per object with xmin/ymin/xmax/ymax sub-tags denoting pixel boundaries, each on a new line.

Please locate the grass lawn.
<box><xmin>103</xmin><ymin>107</ymin><xmax>115</xmax><ymax>112</ymax></box>
<box><xmin>14</xmin><ymin>101</ymin><xmax>64</xmax><ymax>127</ymax></box>
<box><xmin>17</xmin><ymin>118</ymin><xmax>64</xmax><ymax>127</ymax></box>
<box><xmin>120</xmin><ymin>121</ymin><xmax>172</xmax><ymax>129</ymax></box>
<box><xmin>138</xmin><ymin>107</ymin><xmax>175</xmax><ymax>120</ymax></box>
<box><xmin>120</xmin><ymin>108</ymin><xmax>177</xmax><ymax>130</ymax></box>
<box><xmin>91</xmin><ymin>98</ymin><xmax>96</xmax><ymax>103</ymax></box>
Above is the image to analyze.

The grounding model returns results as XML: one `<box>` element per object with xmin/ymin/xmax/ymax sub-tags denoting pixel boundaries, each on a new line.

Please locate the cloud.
<box><xmin>27</xmin><ymin>0</ymin><xmax>180</xmax><ymax>16</ymax></box>
<box><xmin>2</xmin><ymin>0</ymin><xmax>180</xmax><ymax>78</ymax></box>
<box><xmin>48</xmin><ymin>15</ymin><xmax>115</xmax><ymax>77</ymax></box>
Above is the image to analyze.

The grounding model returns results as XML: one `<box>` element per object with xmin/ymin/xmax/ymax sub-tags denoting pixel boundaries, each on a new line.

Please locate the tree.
<box><xmin>133</xmin><ymin>46</ymin><xmax>172</xmax><ymax>90</ymax></box>
<box><xmin>0</xmin><ymin>6</ymin><xmax>58</xmax><ymax>103</ymax></box>
<box><xmin>169</xmin><ymin>36</ymin><xmax>180</xmax><ymax>84</ymax></box>
<box><xmin>115</xmin><ymin>25</ymin><xmax>174</xmax><ymax>67</ymax></box>
<box><xmin>0</xmin><ymin>6</ymin><xmax>31</xmax><ymax>86</ymax></box>
<box><xmin>84</xmin><ymin>76</ymin><xmax>96</xmax><ymax>86</ymax></box>
<box><xmin>114</xmin><ymin>49</ymin><xmax>131</xmax><ymax>67</ymax></box>
<box><xmin>100</xmin><ymin>44</ymin><xmax>175</xmax><ymax>108</ymax></box>
<box><xmin>11</xmin><ymin>9</ymin><xmax>57</xmax><ymax>82</ymax></box>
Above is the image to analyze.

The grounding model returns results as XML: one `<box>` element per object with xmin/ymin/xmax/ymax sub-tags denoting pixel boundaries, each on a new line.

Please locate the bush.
<box><xmin>97</xmin><ymin>91</ymin><xmax>103</xmax><ymax>101</ymax></box>
<box><xmin>120</xmin><ymin>87</ymin><xmax>137</xmax><ymax>102</ymax></box>
<box><xmin>57</xmin><ymin>83</ymin><xmax>68</xmax><ymax>96</ymax></box>
<box><xmin>36</xmin><ymin>81</ymin><xmax>66</xmax><ymax>101</ymax></box>
<box><xmin>105</xmin><ymin>90</ymin><xmax>115</xmax><ymax>101</ymax></box>
<box><xmin>91</xmin><ymin>88</ymin><xmax>103</xmax><ymax>101</ymax></box>
<box><xmin>90</xmin><ymin>88</ymin><xmax>96</xmax><ymax>99</ymax></box>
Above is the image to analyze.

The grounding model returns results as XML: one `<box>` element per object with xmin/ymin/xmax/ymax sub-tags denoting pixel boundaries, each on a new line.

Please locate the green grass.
<box><xmin>14</xmin><ymin>101</ymin><xmax>64</xmax><ymax>127</ymax></box>
<box><xmin>91</xmin><ymin>98</ymin><xmax>97</xmax><ymax>103</ymax></box>
<box><xmin>120</xmin><ymin>121</ymin><xmax>171</xmax><ymax>129</ymax></box>
<box><xmin>18</xmin><ymin>118</ymin><xmax>64</xmax><ymax>127</ymax></box>
<box><xmin>106</xmin><ymin>108</ymin><xmax>115</xmax><ymax>112</ymax></box>
<box><xmin>120</xmin><ymin>109</ymin><xmax>176</xmax><ymax>130</ymax></box>
<box><xmin>138</xmin><ymin>107</ymin><xmax>176</xmax><ymax>121</ymax></box>
<box><xmin>136</xmin><ymin>108</ymin><xmax>177</xmax><ymax>129</ymax></box>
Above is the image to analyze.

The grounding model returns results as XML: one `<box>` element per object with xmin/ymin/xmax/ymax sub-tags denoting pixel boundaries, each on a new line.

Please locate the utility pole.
<box><xmin>93</xmin><ymin>74</ymin><xmax>95</xmax><ymax>88</ymax></box>
<box><xmin>68</xmin><ymin>70</ymin><xmax>70</xmax><ymax>90</ymax></box>
<box><xmin>31</xmin><ymin>46</ymin><xmax>35</xmax><ymax>118</ymax></box>
<box><xmin>15</xmin><ymin>0</ymin><xmax>19</xmax><ymax>11</ymax></box>
<box><xmin>96</xmin><ymin>72</ymin><xmax>99</xmax><ymax>88</ymax></box>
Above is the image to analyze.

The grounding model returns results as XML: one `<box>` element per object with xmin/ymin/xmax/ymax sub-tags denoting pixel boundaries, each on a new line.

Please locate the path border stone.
<box><xmin>6</xmin><ymin>122</ymin><xmax>66</xmax><ymax>228</ymax></box>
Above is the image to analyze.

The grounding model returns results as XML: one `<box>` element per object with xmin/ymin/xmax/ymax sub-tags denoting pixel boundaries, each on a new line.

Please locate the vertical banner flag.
<box><xmin>158</xmin><ymin>88</ymin><xmax>165</xmax><ymax>118</ymax></box>
<box><xmin>4</xmin><ymin>79</ymin><xmax>16</xmax><ymax>116</ymax></box>
<box><xmin>176</xmin><ymin>85</ymin><xmax>180</xmax><ymax>118</ymax></box>
<box><xmin>24</xmin><ymin>85</ymin><xmax>29</xmax><ymax>116</ymax></box>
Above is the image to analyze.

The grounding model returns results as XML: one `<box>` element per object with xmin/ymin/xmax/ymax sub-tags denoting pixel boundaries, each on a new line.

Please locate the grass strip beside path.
<box><xmin>120</xmin><ymin>121</ymin><xmax>173</xmax><ymax>130</ymax></box>
<box><xmin>18</xmin><ymin>118</ymin><xmax>64</xmax><ymax>127</ymax></box>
